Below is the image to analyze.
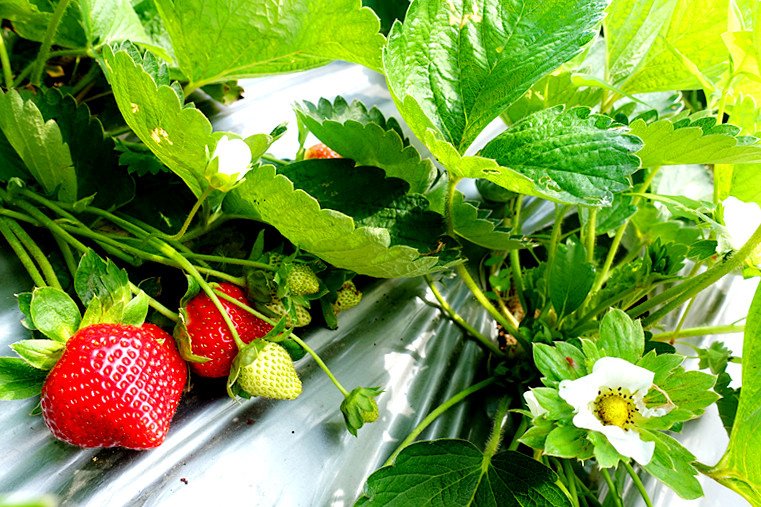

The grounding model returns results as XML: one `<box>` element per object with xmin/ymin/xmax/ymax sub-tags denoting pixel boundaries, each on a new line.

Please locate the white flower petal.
<box><xmin>721</xmin><ymin>196</ymin><xmax>761</xmax><ymax>266</ymax></box>
<box><xmin>558</xmin><ymin>374</ymin><xmax>600</xmax><ymax>409</ymax></box>
<box><xmin>524</xmin><ymin>391</ymin><xmax>548</xmax><ymax>418</ymax></box>
<box><xmin>212</xmin><ymin>136</ymin><xmax>252</xmax><ymax>179</ymax></box>
<box><xmin>596</xmin><ymin>426</ymin><xmax>655</xmax><ymax>466</ymax></box>
<box><xmin>590</xmin><ymin>357</ymin><xmax>654</xmax><ymax>396</ymax></box>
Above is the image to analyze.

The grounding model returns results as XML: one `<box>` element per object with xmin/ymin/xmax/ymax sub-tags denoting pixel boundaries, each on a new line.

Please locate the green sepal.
<box><xmin>74</xmin><ymin>250</ymin><xmax>149</xmax><ymax>326</ymax></box>
<box><xmin>29</xmin><ymin>287</ymin><xmax>81</xmax><ymax>343</ymax></box>
<box><xmin>533</xmin><ymin>342</ymin><xmax>586</xmax><ymax>385</ymax></box>
<box><xmin>0</xmin><ymin>357</ymin><xmax>49</xmax><ymax>400</ymax></box>
<box><xmin>597</xmin><ymin>309</ymin><xmax>644</xmax><ymax>364</ymax></box>
<box><xmin>10</xmin><ymin>339</ymin><xmax>65</xmax><ymax>371</ymax></box>
<box><xmin>340</xmin><ymin>386</ymin><xmax>384</xmax><ymax>436</ymax></box>
<box><xmin>16</xmin><ymin>292</ymin><xmax>35</xmax><ymax>331</ymax></box>
<box><xmin>173</xmin><ymin>310</ymin><xmax>211</xmax><ymax>365</ymax></box>
<box><xmin>531</xmin><ymin>387</ymin><xmax>574</xmax><ymax>421</ymax></box>
<box><xmin>641</xmin><ymin>430</ymin><xmax>704</xmax><ymax>500</ymax></box>
<box><xmin>587</xmin><ymin>431</ymin><xmax>623</xmax><ymax>469</ymax></box>
<box><xmin>519</xmin><ymin>419</ymin><xmax>553</xmax><ymax>449</ymax></box>
<box><xmin>544</xmin><ymin>425</ymin><xmax>594</xmax><ymax>460</ymax></box>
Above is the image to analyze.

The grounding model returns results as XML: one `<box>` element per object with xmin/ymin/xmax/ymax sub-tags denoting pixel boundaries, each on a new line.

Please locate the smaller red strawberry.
<box><xmin>304</xmin><ymin>143</ymin><xmax>340</xmax><ymax>159</ymax></box>
<box><xmin>41</xmin><ymin>323</ymin><xmax>186</xmax><ymax>449</ymax></box>
<box><xmin>184</xmin><ymin>283</ymin><xmax>272</xmax><ymax>378</ymax></box>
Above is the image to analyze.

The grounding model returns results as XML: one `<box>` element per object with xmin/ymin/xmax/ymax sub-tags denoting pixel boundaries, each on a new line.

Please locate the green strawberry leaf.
<box><xmin>642</xmin><ymin>430</ymin><xmax>703</xmax><ymax>500</ymax></box>
<box><xmin>630</xmin><ymin>114</ymin><xmax>761</xmax><ymax>168</ymax></box>
<box><xmin>597</xmin><ymin>309</ymin><xmax>645</xmax><ymax>364</ymax></box>
<box><xmin>605</xmin><ymin>0</ymin><xmax>728</xmax><ymax>94</ymax></box>
<box><xmin>548</xmin><ymin>237</ymin><xmax>595</xmax><ymax>319</ymax></box>
<box><xmin>154</xmin><ymin>0</ymin><xmax>385</xmax><ymax>88</ymax></box>
<box><xmin>708</xmin><ymin>282</ymin><xmax>761</xmax><ymax>505</ymax></box>
<box><xmin>502</xmin><ymin>70</ymin><xmax>604</xmax><ymax>125</ymax></box>
<box><xmin>0</xmin><ymin>357</ymin><xmax>48</xmax><ymax>400</ymax></box>
<box><xmin>100</xmin><ymin>45</ymin><xmax>232</xmax><ymax>198</ymax></box>
<box><xmin>0</xmin><ymin>90</ymin><xmax>76</xmax><ymax>202</ymax></box>
<box><xmin>587</xmin><ymin>431</ymin><xmax>623</xmax><ymax>469</ymax></box>
<box><xmin>23</xmin><ymin>88</ymin><xmax>135</xmax><ymax>209</ymax></box>
<box><xmin>480</xmin><ymin>107</ymin><xmax>643</xmax><ymax>207</ymax></box>
<box><xmin>696</xmin><ymin>341</ymin><xmax>733</xmax><ymax>375</ymax></box>
<box><xmin>714</xmin><ymin>372</ymin><xmax>740</xmax><ymax>435</ymax></box>
<box><xmin>295</xmin><ymin>97</ymin><xmax>436</xmax><ymax>193</ymax></box>
<box><xmin>2</xmin><ymin>0</ymin><xmax>164</xmax><ymax>56</ymax></box>
<box><xmin>363</xmin><ymin>0</ymin><xmax>409</xmax><ymax>34</ymax></box>
<box><xmin>10</xmin><ymin>339</ymin><xmax>64</xmax><ymax>371</ymax></box>
<box><xmin>384</xmin><ymin>0</ymin><xmax>607</xmax><ymax>152</ymax></box>
<box><xmin>29</xmin><ymin>287</ymin><xmax>81</xmax><ymax>343</ymax></box>
<box><xmin>450</xmin><ymin>192</ymin><xmax>525</xmax><ymax>251</ymax></box>
<box><xmin>356</xmin><ymin>440</ymin><xmax>571</xmax><ymax>506</ymax></box>
<box><xmin>225</xmin><ymin>162</ymin><xmax>459</xmax><ymax>278</ymax></box>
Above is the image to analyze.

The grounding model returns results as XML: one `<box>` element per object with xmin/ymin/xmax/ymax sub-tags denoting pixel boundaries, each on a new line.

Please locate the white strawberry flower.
<box><xmin>211</xmin><ymin>135</ymin><xmax>252</xmax><ymax>181</ymax></box>
<box><xmin>718</xmin><ymin>196</ymin><xmax>761</xmax><ymax>267</ymax></box>
<box><xmin>558</xmin><ymin>356</ymin><xmax>668</xmax><ymax>466</ymax></box>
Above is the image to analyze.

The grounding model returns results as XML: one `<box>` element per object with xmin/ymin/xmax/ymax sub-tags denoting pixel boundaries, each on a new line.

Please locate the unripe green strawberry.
<box><xmin>333</xmin><ymin>281</ymin><xmax>362</xmax><ymax>314</ymax></box>
<box><xmin>286</xmin><ymin>264</ymin><xmax>320</xmax><ymax>295</ymax></box>
<box><xmin>265</xmin><ymin>297</ymin><xmax>312</xmax><ymax>327</ymax></box>
<box><xmin>361</xmin><ymin>399</ymin><xmax>379</xmax><ymax>423</ymax></box>
<box><xmin>238</xmin><ymin>342</ymin><xmax>302</xmax><ymax>399</ymax></box>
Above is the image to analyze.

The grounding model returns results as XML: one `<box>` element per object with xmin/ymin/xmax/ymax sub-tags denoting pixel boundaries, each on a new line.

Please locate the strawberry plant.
<box><xmin>0</xmin><ymin>0</ymin><xmax>760</xmax><ymax>506</ymax></box>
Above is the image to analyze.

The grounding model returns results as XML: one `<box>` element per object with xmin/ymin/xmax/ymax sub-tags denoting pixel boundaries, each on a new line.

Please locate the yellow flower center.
<box><xmin>594</xmin><ymin>387</ymin><xmax>636</xmax><ymax>429</ymax></box>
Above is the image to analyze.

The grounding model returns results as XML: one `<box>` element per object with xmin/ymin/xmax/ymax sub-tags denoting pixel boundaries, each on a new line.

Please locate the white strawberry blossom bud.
<box><xmin>212</xmin><ymin>135</ymin><xmax>252</xmax><ymax>181</ymax></box>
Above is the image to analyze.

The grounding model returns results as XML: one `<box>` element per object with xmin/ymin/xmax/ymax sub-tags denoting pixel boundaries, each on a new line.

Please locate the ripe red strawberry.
<box><xmin>40</xmin><ymin>323</ymin><xmax>186</xmax><ymax>449</ymax></box>
<box><xmin>185</xmin><ymin>283</ymin><xmax>272</xmax><ymax>377</ymax></box>
<box><xmin>304</xmin><ymin>143</ymin><xmax>340</xmax><ymax>159</ymax></box>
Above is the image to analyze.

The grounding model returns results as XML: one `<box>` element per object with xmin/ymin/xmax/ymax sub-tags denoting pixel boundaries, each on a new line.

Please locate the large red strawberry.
<box><xmin>40</xmin><ymin>323</ymin><xmax>186</xmax><ymax>449</ymax></box>
<box><xmin>184</xmin><ymin>283</ymin><xmax>272</xmax><ymax>378</ymax></box>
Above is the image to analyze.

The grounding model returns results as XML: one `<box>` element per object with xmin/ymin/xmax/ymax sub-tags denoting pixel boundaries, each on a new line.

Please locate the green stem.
<box><xmin>104</xmin><ymin>125</ymin><xmax>133</xmax><ymax>137</ymax></box>
<box><xmin>585</xmin><ymin>207</ymin><xmax>597</xmax><ymax>264</ymax></box>
<box><xmin>11</xmin><ymin>199</ymin><xmax>88</xmax><ymax>254</ymax></box>
<box><xmin>623</xmin><ymin>461</ymin><xmax>653</xmax><ymax>507</ymax></box>
<box><xmin>5</xmin><ymin>219</ymin><xmax>61</xmax><ymax>289</ymax></box>
<box><xmin>547</xmin><ymin>205</ymin><xmax>569</xmax><ymax>268</ymax></box>
<box><xmin>289</xmin><ymin>334</ymin><xmax>349</xmax><ymax>397</ymax></box>
<box><xmin>507</xmin><ymin>414</ymin><xmax>528</xmax><ymax>451</ymax></box>
<box><xmin>260</xmin><ymin>154</ymin><xmax>289</xmax><ymax>166</ymax></box>
<box><xmin>590</xmin><ymin>169</ymin><xmax>660</xmax><ymax>297</ymax></box>
<box><xmin>562</xmin><ymin>460</ymin><xmax>580</xmax><ymax>507</ymax></box>
<box><xmin>509</xmin><ymin>249</ymin><xmax>527</xmax><ymax>314</ymax></box>
<box><xmin>383</xmin><ymin>377</ymin><xmax>497</xmax><ymax>467</ymax></box>
<box><xmin>631</xmin><ymin>223</ymin><xmax>761</xmax><ymax>324</ymax></box>
<box><xmin>31</xmin><ymin>0</ymin><xmax>73</xmax><ymax>86</ymax></box>
<box><xmin>482</xmin><ymin>396</ymin><xmax>511</xmax><ymax>463</ymax></box>
<box><xmin>569</xmin><ymin>284</ymin><xmax>643</xmax><ymax>335</ymax></box>
<box><xmin>194</xmin><ymin>266</ymin><xmax>246</xmax><ymax>286</ymax></box>
<box><xmin>455</xmin><ymin>263</ymin><xmax>525</xmax><ymax>350</ymax></box>
<box><xmin>151</xmin><ymin>238</ymin><xmax>244</xmax><ymax>349</ymax></box>
<box><xmin>600</xmin><ymin>468</ymin><xmax>624</xmax><ymax>507</ymax></box>
<box><xmin>184</xmin><ymin>253</ymin><xmax>276</xmax><ymax>271</ymax></box>
<box><xmin>129</xmin><ymin>282</ymin><xmax>179</xmax><ymax>322</ymax></box>
<box><xmin>425</xmin><ymin>276</ymin><xmax>503</xmax><ymax>356</ymax></box>
<box><xmin>0</xmin><ymin>31</ymin><xmax>13</xmax><ymax>89</ymax></box>
<box><xmin>53</xmin><ymin>233</ymin><xmax>77</xmax><ymax>277</ymax></box>
<box><xmin>444</xmin><ymin>176</ymin><xmax>460</xmax><ymax>238</ymax></box>
<box><xmin>650</xmin><ymin>324</ymin><xmax>744</xmax><ymax>341</ymax></box>
<box><xmin>70</xmin><ymin>63</ymin><xmax>101</xmax><ymax>97</ymax></box>
<box><xmin>167</xmin><ymin>187</ymin><xmax>212</xmax><ymax>241</ymax></box>
<box><xmin>212</xmin><ymin>288</ymin><xmax>351</xmax><ymax>399</ymax></box>
<box><xmin>0</xmin><ymin>218</ymin><xmax>46</xmax><ymax>286</ymax></box>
